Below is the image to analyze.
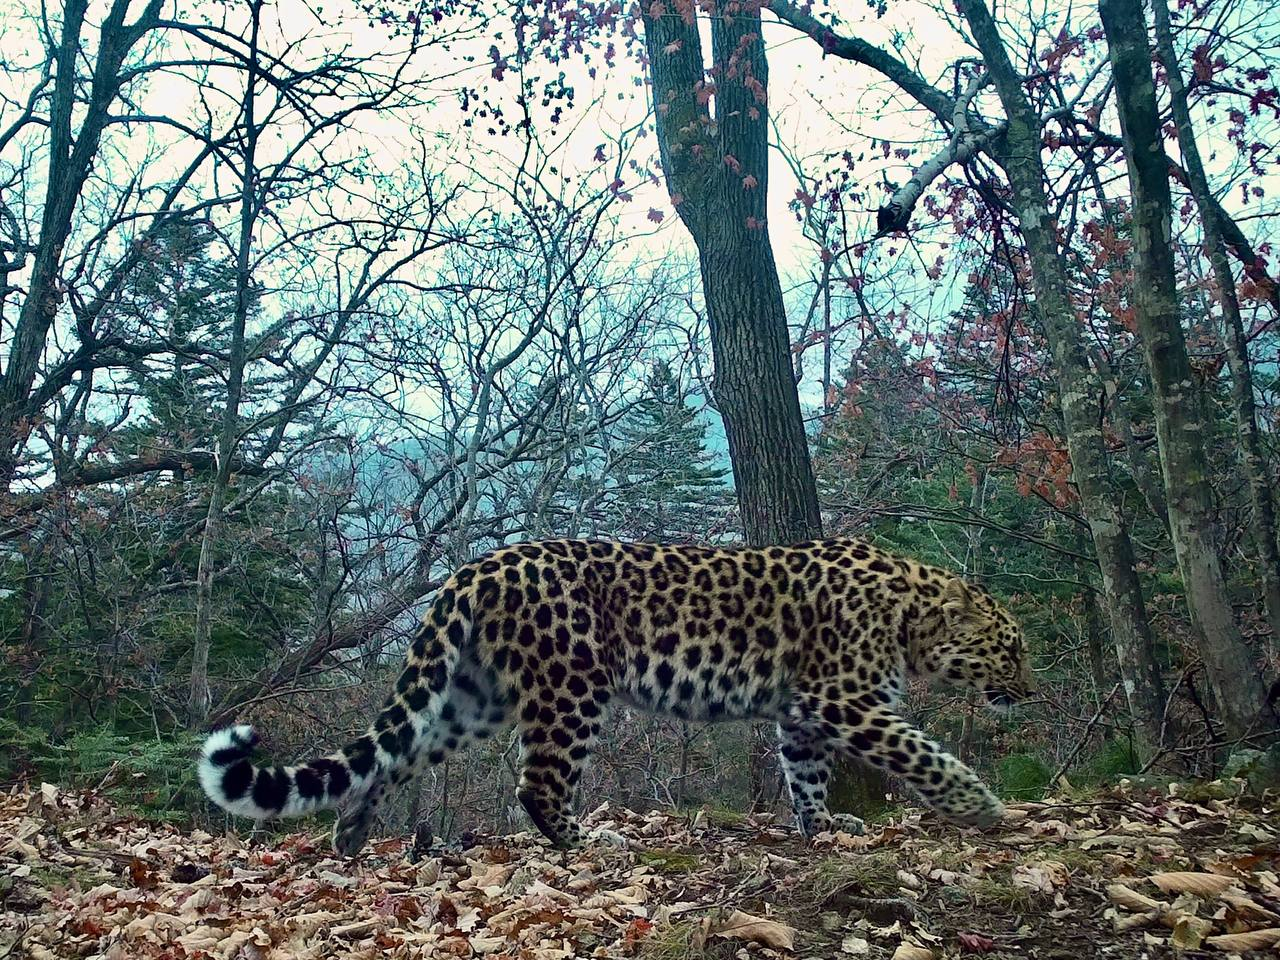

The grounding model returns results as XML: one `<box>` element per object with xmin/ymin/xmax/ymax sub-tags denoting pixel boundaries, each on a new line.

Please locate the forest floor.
<box><xmin>1</xmin><ymin>781</ymin><xmax>1278</xmax><ymax>960</ymax></box>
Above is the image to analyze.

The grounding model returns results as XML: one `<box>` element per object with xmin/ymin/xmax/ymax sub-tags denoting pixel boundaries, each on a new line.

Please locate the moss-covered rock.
<box><xmin>1223</xmin><ymin>745</ymin><xmax>1280</xmax><ymax>796</ymax></box>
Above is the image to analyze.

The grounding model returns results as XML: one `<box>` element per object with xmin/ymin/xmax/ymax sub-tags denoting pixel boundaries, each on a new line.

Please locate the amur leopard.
<box><xmin>199</xmin><ymin>538</ymin><xmax>1034</xmax><ymax>853</ymax></box>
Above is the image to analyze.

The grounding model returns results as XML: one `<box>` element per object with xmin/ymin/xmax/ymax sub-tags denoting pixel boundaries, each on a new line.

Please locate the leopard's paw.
<box><xmin>332</xmin><ymin>811</ymin><xmax>373</xmax><ymax>857</ymax></box>
<box><xmin>829</xmin><ymin>813</ymin><xmax>867</xmax><ymax>836</ymax></box>
<box><xmin>945</xmin><ymin>781</ymin><xmax>1004</xmax><ymax>829</ymax></box>
<box><xmin>588</xmin><ymin>826</ymin><xmax>629</xmax><ymax>849</ymax></box>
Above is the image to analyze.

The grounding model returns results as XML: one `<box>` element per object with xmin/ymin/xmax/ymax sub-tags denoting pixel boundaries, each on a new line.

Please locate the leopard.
<box><xmin>198</xmin><ymin>537</ymin><xmax>1035</xmax><ymax>855</ymax></box>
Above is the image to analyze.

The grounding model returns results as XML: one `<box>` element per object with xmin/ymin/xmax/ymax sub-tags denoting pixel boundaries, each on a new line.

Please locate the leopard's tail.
<box><xmin>197</xmin><ymin>595</ymin><xmax>468</xmax><ymax>821</ymax></box>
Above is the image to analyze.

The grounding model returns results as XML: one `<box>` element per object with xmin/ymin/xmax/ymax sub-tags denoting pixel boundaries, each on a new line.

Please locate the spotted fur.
<box><xmin>198</xmin><ymin>538</ymin><xmax>1034</xmax><ymax>853</ymax></box>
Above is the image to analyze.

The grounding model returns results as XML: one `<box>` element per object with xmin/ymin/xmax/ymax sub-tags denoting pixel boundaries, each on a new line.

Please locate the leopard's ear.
<box><xmin>942</xmin><ymin>579</ymin><xmax>985</xmax><ymax>629</ymax></box>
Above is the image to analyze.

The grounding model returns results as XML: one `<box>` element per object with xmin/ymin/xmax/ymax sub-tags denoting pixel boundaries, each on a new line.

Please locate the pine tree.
<box><xmin>610</xmin><ymin>362</ymin><xmax>729</xmax><ymax>541</ymax></box>
<box><xmin>113</xmin><ymin>221</ymin><xmax>243</xmax><ymax>459</ymax></box>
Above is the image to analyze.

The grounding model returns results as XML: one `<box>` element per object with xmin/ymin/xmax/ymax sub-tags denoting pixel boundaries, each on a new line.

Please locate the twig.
<box><xmin>821</xmin><ymin>887</ymin><xmax>918</xmax><ymax>924</ymax></box>
<box><xmin>1052</xmin><ymin>682</ymin><xmax>1121</xmax><ymax>784</ymax></box>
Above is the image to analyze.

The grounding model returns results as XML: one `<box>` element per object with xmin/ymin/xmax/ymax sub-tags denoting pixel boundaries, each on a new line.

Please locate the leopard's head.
<box><xmin>918</xmin><ymin>579</ymin><xmax>1036</xmax><ymax>712</ymax></box>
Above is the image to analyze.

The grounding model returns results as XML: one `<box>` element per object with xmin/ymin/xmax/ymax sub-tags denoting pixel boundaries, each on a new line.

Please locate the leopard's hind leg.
<box><xmin>332</xmin><ymin>663</ymin><xmax>511</xmax><ymax>855</ymax></box>
<box><xmin>514</xmin><ymin>685</ymin><xmax>609</xmax><ymax>848</ymax></box>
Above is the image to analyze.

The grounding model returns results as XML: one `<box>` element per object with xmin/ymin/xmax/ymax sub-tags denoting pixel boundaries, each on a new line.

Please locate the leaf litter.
<box><xmin>1</xmin><ymin>779</ymin><xmax>1277</xmax><ymax>959</ymax></box>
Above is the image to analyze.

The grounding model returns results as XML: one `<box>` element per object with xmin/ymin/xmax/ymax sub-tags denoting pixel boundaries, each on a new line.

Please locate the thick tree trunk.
<box><xmin>1081</xmin><ymin>580</ymin><xmax>1109</xmax><ymax>698</ymax></box>
<box><xmin>958</xmin><ymin>0</ymin><xmax>1170</xmax><ymax>752</ymax></box>
<box><xmin>1090</xmin><ymin>348</ymin><xmax>1171</xmax><ymax>533</ymax></box>
<box><xmin>697</xmin><ymin>240</ymin><xmax>823</xmax><ymax>542</ymax></box>
<box><xmin>1099</xmin><ymin>0</ymin><xmax>1276</xmax><ymax>742</ymax></box>
<box><xmin>642</xmin><ymin>5</ymin><xmax>821</xmax><ymax>544</ymax></box>
<box><xmin>642</xmin><ymin>2</ymin><xmax>885</xmax><ymax>812</ymax></box>
<box><xmin>1150</xmin><ymin>0</ymin><xmax>1280</xmax><ymax>644</ymax></box>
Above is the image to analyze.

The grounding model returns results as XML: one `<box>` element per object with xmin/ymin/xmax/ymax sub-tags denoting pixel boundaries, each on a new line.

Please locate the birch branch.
<box><xmin>876</xmin><ymin>73</ymin><xmax>998</xmax><ymax>235</ymax></box>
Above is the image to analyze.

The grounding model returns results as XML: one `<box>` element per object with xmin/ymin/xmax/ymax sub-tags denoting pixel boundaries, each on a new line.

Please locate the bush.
<box><xmin>0</xmin><ymin>716</ymin><xmax>52</xmax><ymax>781</ymax></box>
<box><xmin>1074</xmin><ymin>737</ymin><xmax>1141</xmax><ymax>786</ymax></box>
<box><xmin>0</xmin><ymin>721</ymin><xmax>201</xmax><ymax>820</ymax></box>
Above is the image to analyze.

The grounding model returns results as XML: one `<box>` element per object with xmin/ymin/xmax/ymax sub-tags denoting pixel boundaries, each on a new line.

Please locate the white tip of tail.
<box><xmin>198</xmin><ymin>724</ymin><xmax>263</xmax><ymax>819</ymax></box>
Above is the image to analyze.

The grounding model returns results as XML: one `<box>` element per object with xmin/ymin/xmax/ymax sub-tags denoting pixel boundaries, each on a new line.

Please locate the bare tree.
<box><xmin>1150</xmin><ymin>0</ymin><xmax>1280</xmax><ymax>645</ymax></box>
<box><xmin>0</xmin><ymin>0</ymin><xmax>164</xmax><ymax>490</ymax></box>
<box><xmin>768</xmin><ymin>0</ymin><xmax>1173</xmax><ymax>753</ymax></box>
<box><xmin>1100</xmin><ymin>0</ymin><xmax>1276</xmax><ymax>742</ymax></box>
<box><xmin>640</xmin><ymin>3</ymin><xmax>822</xmax><ymax>546</ymax></box>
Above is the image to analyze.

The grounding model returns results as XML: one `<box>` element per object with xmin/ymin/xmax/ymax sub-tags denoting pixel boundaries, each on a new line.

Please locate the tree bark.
<box><xmin>641</xmin><ymin>3</ymin><xmax>821</xmax><ymax>544</ymax></box>
<box><xmin>1099</xmin><ymin>0</ymin><xmax>1276</xmax><ymax>742</ymax></box>
<box><xmin>958</xmin><ymin>0</ymin><xmax>1171</xmax><ymax>752</ymax></box>
<box><xmin>641</xmin><ymin>1</ymin><xmax>885</xmax><ymax>812</ymax></box>
<box><xmin>1081</xmin><ymin>579</ymin><xmax>1109</xmax><ymax>698</ymax></box>
<box><xmin>1090</xmin><ymin>347</ymin><xmax>1171</xmax><ymax>533</ymax></box>
<box><xmin>1150</xmin><ymin>0</ymin><xmax>1280</xmax><ymax>644</ymax></box>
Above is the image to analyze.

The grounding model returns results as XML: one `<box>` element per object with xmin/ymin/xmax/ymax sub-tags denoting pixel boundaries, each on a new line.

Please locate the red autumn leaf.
<box><xmin>129</xmin><ymin>858</ymin><xmax>158</xmax><ymax>890</ymax></box>
<box><xmin>624</xmin><ymin>916</ymin><xmax>654</xmax><ymax>950</ymax></box>
<box><xmin>958</xmin><ymin>931</ymin><xmax>998</xmax><ymax>953</ymax></box>
<box><xmin>436</xmin><ymin>894</ymin><xmax>459</xmax><ymax>929</ymax></box>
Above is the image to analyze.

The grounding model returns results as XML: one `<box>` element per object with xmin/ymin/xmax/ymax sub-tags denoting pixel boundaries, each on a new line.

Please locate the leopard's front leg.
<box><xmin>777</xmin><ymin>721</ymin><xmax>866</xmax><ymax>837</ymax></box>
<box><xmin>791</xmin><ymin>695</ymin><xmax>1004</xmax><ymax>829</ymax></box>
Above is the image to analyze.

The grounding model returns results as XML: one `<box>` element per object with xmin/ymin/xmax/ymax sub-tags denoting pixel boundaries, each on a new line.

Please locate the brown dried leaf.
<box><xmin>1204</xmin><ymin>928</ymin><xmax>1280</xmax><ymax>951</ymax></box>
<box><xmin>1013</xmin><ymin>860</ymin><xmax>1069</xmax><ymax>893</ymax></box>
<box><xmin>891</xmin><ymin>945</ymin><xmax>935</xmax><ymax>960</ymax></box>
<box><xmin>1169</xmin><ymin>913</ymin><xmax>1213</xmax><ymax>951</ymax></box>
<box><xmin>896</xmin><ymin>869</ymin><xmax>922</xmax><ymax>890</ymax></box>
<box><xmin>1111</xmin><ymin>909</ymin><xmax>1163</xmax><ymax>932</ymax></box>
<box><xmin>1107</xmin><ymin>883</ymin><xmax>1165</xmax><ymax>913</ymax></box>
<box><xmin>711</xmin><ymin>910</ymin><xmax>797</xmax><ymax>950</ymax></box>
<box><xmin>1221</xmin><ymin>890</ymin><xmax>1280</xmax><ymax>921</ymax></box>
<box><xmin>331</xmin><ymin>918</ymin><xmax>382</xmax><ymax>939</ymax></box>
<box><xmin>1147</xmin><ymin>872</ymin><xmax>1234</xmax><ymax>898</ymax></box>
<box><xmin>1205</xmin><ymin>853</ymin><xmax>1265</xmax><ymax>877</ymax></box>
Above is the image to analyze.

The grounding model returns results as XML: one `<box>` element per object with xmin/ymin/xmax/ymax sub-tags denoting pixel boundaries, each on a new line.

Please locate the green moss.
<box><xmin>693</xmin><ymin>804</ymin><xmax>747</xmax><ymax>828</ymax></box>
<box><xmin>30</xmin><ymin>862</ymin><xmax>102</xmax><ymax>890</ymax></box>
<box><xmin>995</xmin><ymin>753</ymin><xmax>1052</xmax><ymax>801</ymax></box>
<box><xmin>1072</xmin><ymin>738</ymin><xmax>1142</xmax><ymax>786</ymax></box>
<box><xmin>640</xmin><ymin>920</ymin><xmax>700</xmax><ymax>960</ymax></box>
<box><xmin>970</xmin><ymin>876</ymin><xmax>1042</xmax><ymax>912</ymax></box>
